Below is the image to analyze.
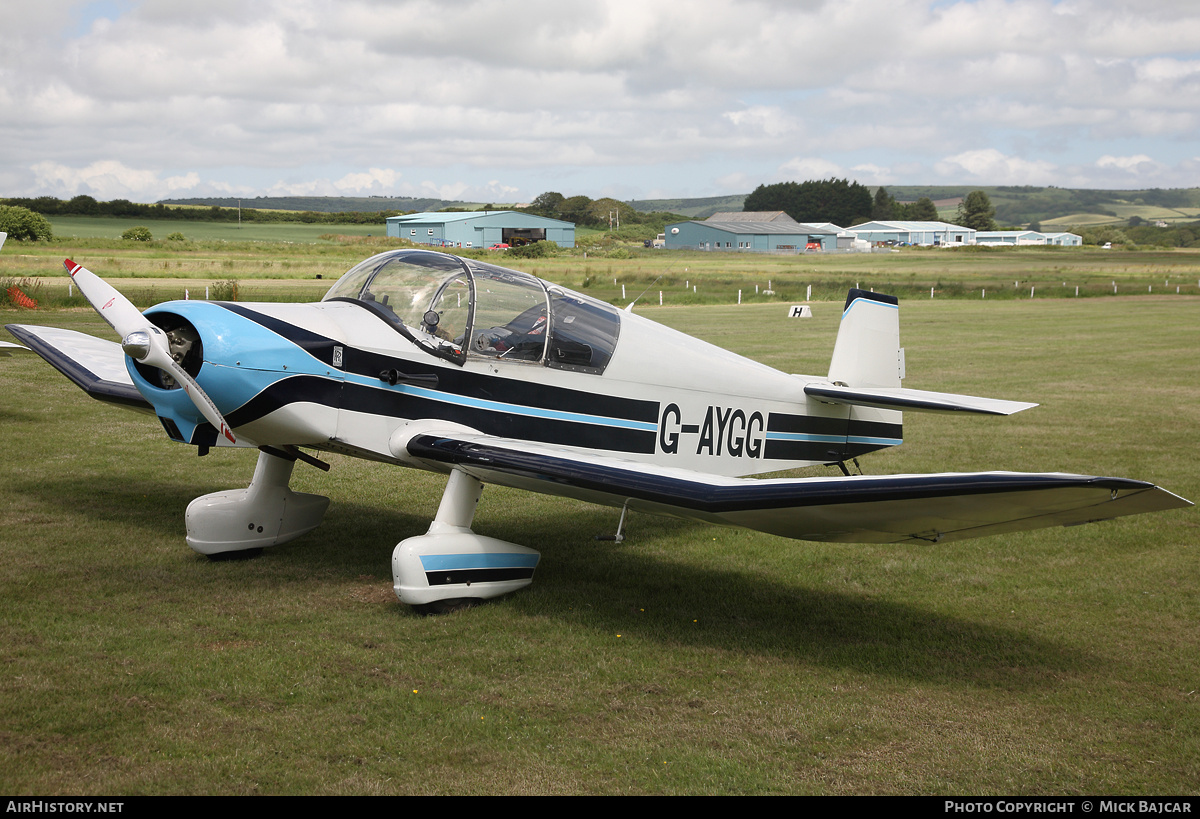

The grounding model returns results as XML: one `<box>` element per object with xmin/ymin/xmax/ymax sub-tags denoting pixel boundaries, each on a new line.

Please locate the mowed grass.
<box><xmin>0</xmin><ymin>253</ymin><xmax>1198</xmax><ymax>794</ymax></box>
<box><xmin>47</xmin><ymin>215</ymin><xmax>382</xmax><ymax>243</ymax></box>
<box><xmin>5</xmin><ymin>236</ymin><xmax>1200</xmax><ymax>310</ymax></box>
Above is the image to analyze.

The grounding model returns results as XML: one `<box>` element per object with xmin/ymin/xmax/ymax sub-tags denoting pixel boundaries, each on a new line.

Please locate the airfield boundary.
<box><xmin>1</xmin><ymin>239</ymin><xmax>1197</xmax><ymax>794</ymax></box>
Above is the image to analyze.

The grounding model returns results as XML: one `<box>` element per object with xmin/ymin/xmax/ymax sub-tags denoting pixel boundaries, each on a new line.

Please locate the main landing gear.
<box><xmin>392</xmin><ymin>468</ymin><xmax>540</xmax><ymax>610</ymax></box>
<box><xmin>185</xmin><ymin>449</ymin><xmax>330</xmax><ymax>557</ymax></box>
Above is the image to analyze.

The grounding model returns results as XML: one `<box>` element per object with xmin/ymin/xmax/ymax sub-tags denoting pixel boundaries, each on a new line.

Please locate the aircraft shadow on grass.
<box><xmin>16</xmin><ymin>471</ymin><xmax>1091</xmax><ymax>689</ymax></box>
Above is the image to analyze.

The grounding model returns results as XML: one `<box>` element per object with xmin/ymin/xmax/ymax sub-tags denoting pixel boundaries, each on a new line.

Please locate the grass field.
<box><xmin>46</xmin><ymin>215</ymin><xmax>382</xmax><ymax>243</ymax></box>
<box><xmin>5</xmin><ymin>234</ymin><xmax>1200</xmax><ymax>309</ymax></box>
<box><xmin>1</xmin><ymin>240</ymin><xmax>1198</xmax><ymax>795</ymax></box>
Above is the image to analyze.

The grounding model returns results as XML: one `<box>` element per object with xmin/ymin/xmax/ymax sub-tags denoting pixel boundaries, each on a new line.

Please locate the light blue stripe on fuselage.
<box><xmin>766</xmin><ymin>431</ymin><xmax>902</xmax><ymax>446</ymax></box>
<box><xmin>342</xmin><ymin>370</ymin><xmax>659</xmax><ymax>432</ymax></box>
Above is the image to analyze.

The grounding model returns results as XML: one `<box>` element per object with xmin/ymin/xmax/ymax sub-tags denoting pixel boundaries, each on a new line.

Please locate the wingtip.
<box><xmin>63</xmin><ymin>259</ymin><xmax>78</xmax><ymax>275</ymax></box>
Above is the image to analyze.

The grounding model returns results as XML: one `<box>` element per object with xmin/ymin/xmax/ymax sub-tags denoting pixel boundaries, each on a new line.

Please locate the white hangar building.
<box><xmin>385</xmin><ymin>211</ymin><xmax>575</xmax><ymax>249</ymax></box>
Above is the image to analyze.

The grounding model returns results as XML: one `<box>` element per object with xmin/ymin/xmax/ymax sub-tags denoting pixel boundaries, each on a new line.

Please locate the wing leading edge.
<box><xmin>6</xmin><ymin>324</ymin><xmax>151</xmax><ymax>412</ymax></box>
<box><xmin>403</xmin><ymin>433</ymin><xmax>1191</xmax><ymax>544</ymax></box>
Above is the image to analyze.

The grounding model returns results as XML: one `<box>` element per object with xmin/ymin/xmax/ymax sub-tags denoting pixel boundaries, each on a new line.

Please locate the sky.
<box><xmin>3</xmin><ymin>0</ymin><xmax>1200</xmax><ymax>204</ymax></box>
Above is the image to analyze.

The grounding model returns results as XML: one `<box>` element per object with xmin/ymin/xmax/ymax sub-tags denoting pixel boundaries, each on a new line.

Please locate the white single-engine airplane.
<box><xmin>7</xmin><ymin>250</ymin><xmax>1191</xmax><ymax>612</ymax></box>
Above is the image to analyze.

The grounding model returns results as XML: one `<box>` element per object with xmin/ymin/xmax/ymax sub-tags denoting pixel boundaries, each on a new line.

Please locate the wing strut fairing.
<box><xmin>403</xmin><ymin>433</ymin><xmax>1191</xmax><ymax>545</ymax></box>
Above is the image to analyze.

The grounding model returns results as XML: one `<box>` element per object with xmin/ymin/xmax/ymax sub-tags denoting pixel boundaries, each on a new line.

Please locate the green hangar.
<box><xmin>385</xmin><ymin>211</ymin><xmax>576</xmax><ymax>249</ymax></box>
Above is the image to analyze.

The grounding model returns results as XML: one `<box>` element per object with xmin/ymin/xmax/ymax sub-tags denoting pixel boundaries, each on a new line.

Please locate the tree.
<box><xmin>528</xmin><ymin>191</ymin><xmax>565</xmax><ymax>218</ymax></box>
<box><xmin>956</xmin><ymin>190</ymin><xmax>997</xmax><ymax>231</ymax></box>
<box><xmin>0</xmin><ymin>205</ymin><xmax>53</xmax><ymax>241</ymax></box>
<box><xmin>557</xmin><ymin>195</ymin><xmax>593</xmax><ymax>226</ymax></box>
<box><xmin>586</xmin><ymin>197</ymin><xmax>636</xmax><ymax>230</ymax></box>
<box><xmin>872</xmin><ymin>187</ymin><xmax>897</xmax><ymax>220</ymax></box>
<box><xmin>744</xmin><ymin>178</ymin><xmax>872</xmax><ymax>226</ymax></box>
<box><xmin>900</xmin><ymin>197</ymin><xmax>939</xmax><ymax>221</ymax></box>
<box><xmin>66</xmin><ymin>194</ymin><xmax>99</xmax><ymax>215</ymax></box>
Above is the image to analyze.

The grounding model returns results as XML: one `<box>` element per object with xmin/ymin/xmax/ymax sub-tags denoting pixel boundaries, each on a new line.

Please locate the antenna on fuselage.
<box><xmin>624</xmin><ymin>273</ymin><xmax>665</xmax><ymax>311</ymax></box>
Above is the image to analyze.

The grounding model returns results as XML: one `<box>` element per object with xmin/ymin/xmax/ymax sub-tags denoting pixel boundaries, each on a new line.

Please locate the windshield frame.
<box><xmin>323</xmin><ymin>249</ymin><xmax>620</xmax><ymax>374</ymax></box>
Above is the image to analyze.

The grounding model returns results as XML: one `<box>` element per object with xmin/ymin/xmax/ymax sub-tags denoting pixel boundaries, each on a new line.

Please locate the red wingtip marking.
<box><xmin>64</xmin><ymin>259</ymin><xmax>79</xmax><ymax>275</ymax></box>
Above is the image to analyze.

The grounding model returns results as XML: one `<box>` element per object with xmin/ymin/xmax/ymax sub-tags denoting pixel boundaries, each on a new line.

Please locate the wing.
<box><xmin>5</xmin><ymin>324</ymin><xmax>152</xmax><ymax>413</ymax></box>
<box><xmin>400</xmin><ymin>432</ymin><xmax>1191</xmax><ymax>544</ymax></box>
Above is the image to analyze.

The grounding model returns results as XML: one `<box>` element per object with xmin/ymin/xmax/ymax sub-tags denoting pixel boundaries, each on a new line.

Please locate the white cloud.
<box><xmin>29</xmin><ymin>160</ymin><xmax>200</xmax><ymax>200</ymax></box>
<box><xmin>5</xmin><ymin>1</ymin><xmax>1200</xmax><ymax>200</ymax></box>
<box><xmin>1096</xmin><ymin>154</ymin><xmax>1161</xmax><ymax>171</ymax></box>
<box><xmin>777</xmin><ymin>157</ymin><xmax>845</xmax><ymax>180</ymax></box>
<box><xmin>934</xmin><ymin>149</ymin><xmax>1057</xmax><ymax>184</ymax></box>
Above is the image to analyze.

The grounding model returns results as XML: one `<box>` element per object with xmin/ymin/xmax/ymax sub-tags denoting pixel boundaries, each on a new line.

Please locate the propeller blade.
<box><xmin>64</xmin><ymin>259</ymin><xmax>146</xmax><ymax>337</ymax></box>
<box><xmin>64</xmin><ymin>258</ymin><xmax>238</xmax><ymax>444</ymax></box>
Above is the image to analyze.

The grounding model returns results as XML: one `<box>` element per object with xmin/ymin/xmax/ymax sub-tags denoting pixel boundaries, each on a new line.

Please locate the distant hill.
<box><xmin>157</xmin><ymin>196</ymin><xmax>487</xmax><ymax>213</ymax></box>
<box><xmin>629</xmin><ymin>186</ymin><xmax>1200</xmax><ymax>227</ymax></box>
<box><xmin>160</xmin><ymin>187</ymin><xmax>1200</xmax><ymax>227</ymax></box>
<box><xmin>627</xmin><ymin>195</ymin><xmax>747</xmax><ymax>219</ymax></box>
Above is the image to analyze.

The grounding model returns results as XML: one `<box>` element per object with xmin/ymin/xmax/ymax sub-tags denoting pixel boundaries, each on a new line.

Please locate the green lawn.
<box><xmin>1</xmin><ymin>274</ymin><xmax>1197</xmax><ymax>794</ymax></box>
<box><xmin>47</xmin><ymin>215</ymin><xmax>384</xmax><ymax>243</ymax></box>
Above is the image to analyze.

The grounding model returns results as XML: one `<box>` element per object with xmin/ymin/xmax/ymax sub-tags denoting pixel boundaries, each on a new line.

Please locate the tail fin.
<box><xmin>827</xmin><ymin>289</ymin><xmax>902</xmax><ymax>387</ymax></box>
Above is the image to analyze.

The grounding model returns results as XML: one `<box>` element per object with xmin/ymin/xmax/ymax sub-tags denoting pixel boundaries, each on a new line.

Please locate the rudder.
<box><xmin>826</xmin><ymin>289</ymin><xmax>902</xmax><ymax>388</ymax></box>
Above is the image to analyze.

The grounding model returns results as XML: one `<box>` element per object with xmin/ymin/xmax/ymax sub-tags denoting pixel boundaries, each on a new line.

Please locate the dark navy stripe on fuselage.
<box><xmin>216</xmin><ymin>304</ymin><xmax>659</xmax><ymax>453</ymax></box>
<box><xmin>764</xmin><ymin>412</ymin><xmax>902</xmax><ymax>463</ymax></box>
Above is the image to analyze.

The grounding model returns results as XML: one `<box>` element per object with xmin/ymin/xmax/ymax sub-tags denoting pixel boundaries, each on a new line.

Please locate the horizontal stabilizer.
<box><xmin>5</xmin><ymin>324</ymin><xmax>151</xmax><ymax>413</ymax></box>
<box><xmin>805</xmin><ymin>383</ymin><xmax>1037</xmax><ymax>415</ymax></box>
<box><xmin>401</xmin><ymin>432</ymin><xmax>1191</xmax><ymax>545</ymax></box>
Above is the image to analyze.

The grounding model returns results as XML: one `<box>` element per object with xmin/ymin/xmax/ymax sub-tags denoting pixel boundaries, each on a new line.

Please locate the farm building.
<box><xmin>976</xmin><ymin>230</ymin><xmax>1083</xmax><ymax>247</ymax></box>
<box><xmin>705</xmin><ymin>211</ymin><xmax>799</xmax><ymax>223</ymax></box>
<box><xmin>664</xmin><ymin>218</ymin><xmax>839</xmax><ymax>252</ymax></box>
<box><xmin>848</xmin><ymin>221</ymin><xmax>976</xmax><ymax>246</ymax></box>
<box><xmin>385</xmin><ymin>211</ymin><xmax>575</xmax><ymax>249</ymax></box>
<box><xmin>976</xmin><ymin>230</ymin><xmax>1046</xmax><ymax>246</ymax></box>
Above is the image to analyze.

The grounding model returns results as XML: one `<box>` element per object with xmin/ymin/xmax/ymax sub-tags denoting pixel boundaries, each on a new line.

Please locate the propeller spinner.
<box><xmin>65</xmin><ymin>259</ymin><xmax>237</xmax><ymax>444</ymax></box>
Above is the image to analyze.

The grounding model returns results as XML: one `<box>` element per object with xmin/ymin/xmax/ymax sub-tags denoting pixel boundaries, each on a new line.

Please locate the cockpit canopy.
<box><xmin>323</xmin><ymin>249</ymin><xmax>621</xmax><ymax>374</ymax></box>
